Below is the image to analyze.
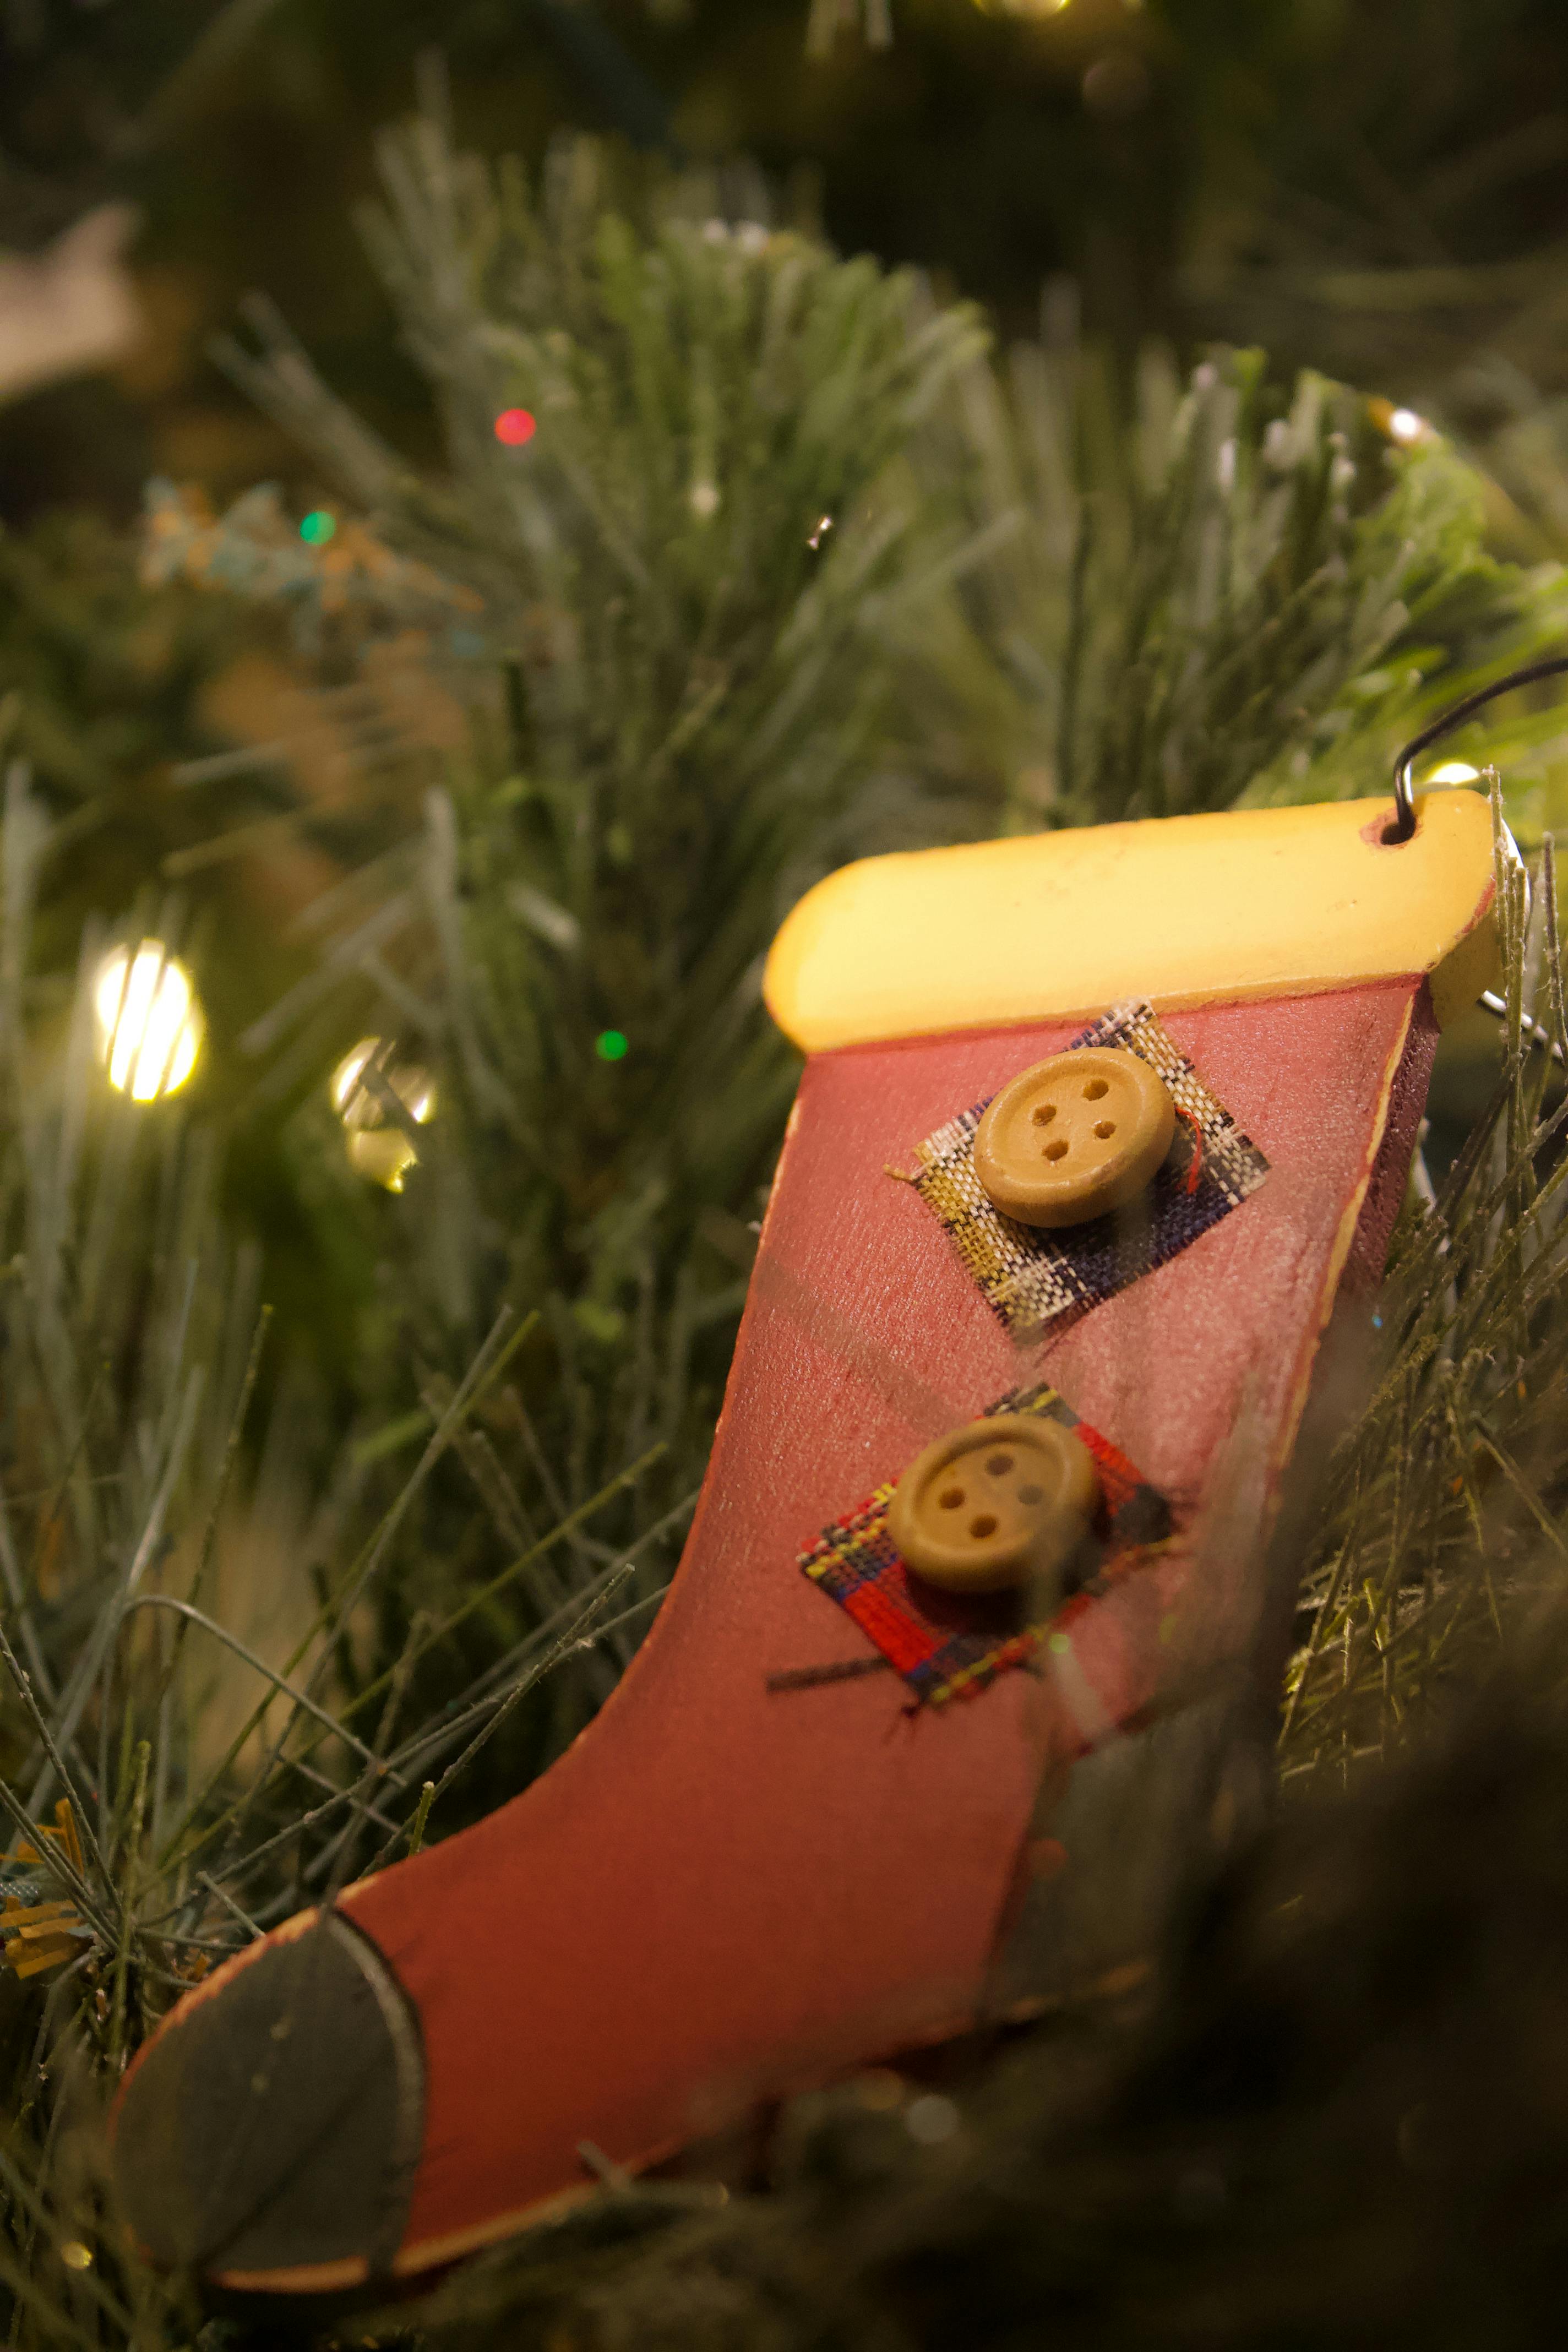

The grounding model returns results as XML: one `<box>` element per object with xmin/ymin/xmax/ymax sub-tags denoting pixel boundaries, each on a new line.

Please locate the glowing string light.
<box><xmin>1368</xmin><ymin>398</ymin><xmax>1435</xmax><ymax>448</ymax></box>
<box><xmin>595</xmin><ymin>1030</ymin><xmax>629</xmax><ymax>1063</ymax></box>
<box><xmin>331</xmin><ymin>1038</ymin><xmax>437</xmax><ymax>1193</ymax></box>
<box><xmin>94</xmin><ymin>943</ymin><xmax>204</xmax><ymax>1102</ymax></box>
<box><xmin>494</xmin><ymin>408</ymin><xmax>537</xmax><ymax>448</ymax></box>
<box><xmin>1424</xmin><ymin>761</ymin><xmax>1482</xmax><ymax>786</ymax></box>
<box><xmin>299</xmin><ymin>509</ymin><xmax>337</xmax><ymax>547</ymax></box>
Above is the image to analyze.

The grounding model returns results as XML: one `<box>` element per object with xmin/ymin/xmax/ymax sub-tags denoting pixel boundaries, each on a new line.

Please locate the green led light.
<box><xmin>595</xmin><ymin>1030</ymin><xmax>629</xmax><ymax>1063</ymax></box>
<box><xmin>300</xmin><ymin>509</ymin><xmax>337</xmax><ymax>547</ymax></box>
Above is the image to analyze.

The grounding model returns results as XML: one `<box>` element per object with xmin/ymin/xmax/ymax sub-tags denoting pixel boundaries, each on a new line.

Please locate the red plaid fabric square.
<box><xmin>797</xmin><ymin>1382</ymin><xmax>1170</xmax><ymax>1706</ymax></box>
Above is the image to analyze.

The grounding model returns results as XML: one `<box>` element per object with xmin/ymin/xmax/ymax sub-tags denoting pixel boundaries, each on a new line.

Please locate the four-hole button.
<box><xmin>888</xmin><ymin>1414</ymin><xmax>1100</xmax><ymax>1596</ymax></box>
<box><xmin>973</xmin><ymin>1045</ymin><xmax>1176</xmax><ymax>1229</ymax></box>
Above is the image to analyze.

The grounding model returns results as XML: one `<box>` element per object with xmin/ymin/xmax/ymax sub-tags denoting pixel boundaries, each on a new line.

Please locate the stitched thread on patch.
<box><xmin>911</xmin><ymin>1001</ymin><xmax>1269</xmax><ymax>1342</ymax></box>
<box><xmin>796</xmin><ymin>1382</ymin><xmax>1171</xmax><ymax>1707</ymax></box>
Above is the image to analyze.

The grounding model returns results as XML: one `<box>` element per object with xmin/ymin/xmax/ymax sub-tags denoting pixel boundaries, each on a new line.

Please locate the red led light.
<box><xmin>494</xmin><ymin>407</ymin><xmax>537</xmax><ymax>448</ymax></box>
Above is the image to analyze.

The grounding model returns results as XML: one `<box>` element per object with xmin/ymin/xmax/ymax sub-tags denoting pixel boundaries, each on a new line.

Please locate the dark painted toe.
<box><xmin>113</xmin><ymin>1909</ymin><xmax>423</xmax><ymax>2283</ymax></box>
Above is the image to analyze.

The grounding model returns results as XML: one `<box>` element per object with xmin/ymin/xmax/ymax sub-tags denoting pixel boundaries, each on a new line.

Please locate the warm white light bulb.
<box><xmin>330</xmin><ymin>1038</ymin><xmax>437</xmax><ymax>1192</ymax></box>
<box><xmin>94</xmin><ymin>943</ymin><xmax>204</xmax><ymax>1102</ymax></box>
<box><xmin>1425</xmin><ymin>760</ymin><xmax>1482</xmax><ymax>786</ymax></box>
<box><xmin>1387</xmin><ymin>407</ymin><xmax>1427</xmax><ymax>445</ymax></box>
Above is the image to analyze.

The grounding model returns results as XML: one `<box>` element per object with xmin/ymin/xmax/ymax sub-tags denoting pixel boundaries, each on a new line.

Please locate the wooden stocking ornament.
<box><xmin>112</xmin><ymin>782</ymin><xmax>1506</xmax><ymax>2297</ymax></box>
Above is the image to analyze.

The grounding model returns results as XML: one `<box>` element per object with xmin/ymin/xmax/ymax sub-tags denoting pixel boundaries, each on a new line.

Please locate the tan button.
<box><xmin>973</xmin><ymin>1046</ymin><xmax>1175</xmax><ymax>1229</ymax></box>
<box><xmin>887</xmin><ymin>1414</ymin><xmax>1099</xmax><ymax>1596</ymax></box>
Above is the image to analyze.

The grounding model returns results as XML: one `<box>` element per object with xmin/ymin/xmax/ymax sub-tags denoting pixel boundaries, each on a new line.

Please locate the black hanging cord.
<box><xmin>1387</xmin><ymin>656</ymin><xmax>1568</xmax><ymax>1064</ymax></box>
<box><xmin>1389</xmin><ymin>655</ymin><xmax>1568</xmax><ymax>843</ymax></box>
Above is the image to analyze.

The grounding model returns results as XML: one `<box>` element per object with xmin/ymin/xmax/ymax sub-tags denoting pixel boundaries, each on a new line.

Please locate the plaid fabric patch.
<box><xmin>910</xmin><ymin>1002</ymin><xmax>1270</xmax><ymax>1342</ymax></box>
<box><xmin>798</xmin><ymin>1383</ymin><xmax>1172</xmax><ymax>1707</ymax></box>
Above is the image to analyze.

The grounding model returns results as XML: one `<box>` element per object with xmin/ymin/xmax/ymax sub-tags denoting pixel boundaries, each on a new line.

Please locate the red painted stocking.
<box><xmin>112</xmin><ymin>793</ymin><xmax>1501</xmax><ymax>2295</ymax></box>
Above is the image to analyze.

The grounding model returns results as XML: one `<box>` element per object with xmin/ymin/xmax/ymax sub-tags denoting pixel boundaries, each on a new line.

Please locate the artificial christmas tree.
<box><xmin>3</xmin><ymin>17</ymin><xmax>1568</xmax><ymax>2344</ymax></box>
